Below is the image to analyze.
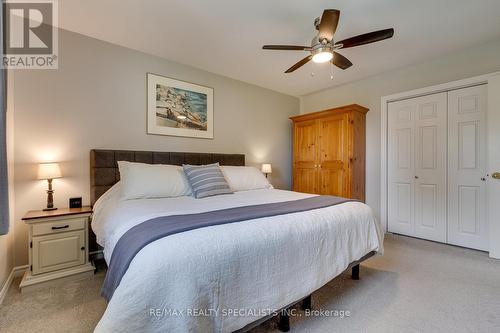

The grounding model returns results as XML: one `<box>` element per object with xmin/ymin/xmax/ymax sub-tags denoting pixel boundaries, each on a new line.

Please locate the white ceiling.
<box><xmin>57</xmin><ymin>0</ymin><xmax>500</xmax><ymax>96</ymax></box>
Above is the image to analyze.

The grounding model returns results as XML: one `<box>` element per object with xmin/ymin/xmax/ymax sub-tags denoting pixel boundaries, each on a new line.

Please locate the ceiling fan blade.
<box><xmin>331</xmin><ymin>52</ymin><xmax>352</xmax><ymax>70</ymax></box>
<box><xmin>263</xmin><ymin>45</ymin><xmax>311</xmax><ymax>51</ymax></box>
<box><xmin>318</xmin><ymin>9</ymin><xmax>340</xmax><ymax>42</ymax></box>
<box><xmin>335</xmin><ymin>28</ymin><xmax>394</xmax><ymax>49</ymax></box>
<box><xmin>285</xmin><ymin>55</ymin><xmax>313</xmax><ymax>73</ymax></box>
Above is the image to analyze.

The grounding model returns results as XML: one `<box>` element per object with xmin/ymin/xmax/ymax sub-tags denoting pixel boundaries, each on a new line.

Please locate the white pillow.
<box><xmin>221</xmin><ymin>166</ymin><xmax>273</xmax><ymax>192</ymax></box>
<box><xmin>117</xmin><ymin>161</ymin><xmax>192</xmax><ymax>200</ymax></box>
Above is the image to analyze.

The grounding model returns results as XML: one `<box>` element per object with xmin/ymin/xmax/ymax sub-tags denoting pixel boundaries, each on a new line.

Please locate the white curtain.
<box><xmin>0</xmin><ymin>1</ymin><xmax>9</xmax><ymax>235</ymax></box>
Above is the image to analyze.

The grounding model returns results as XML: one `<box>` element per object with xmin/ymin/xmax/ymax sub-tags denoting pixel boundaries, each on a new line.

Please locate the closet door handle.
<box><xmin>414</xmin><ymin>176</ymin><xmax>419</xmax><ymax>179</ymax></box>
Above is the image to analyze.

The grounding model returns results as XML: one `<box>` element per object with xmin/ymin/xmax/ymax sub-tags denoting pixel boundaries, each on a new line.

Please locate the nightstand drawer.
<box><xmin>32</xmin><ymin>230</ymin><xmax>86</xmax><ymax>275</ymax></box>
<box><xmin>32</xmin><ymin>217</ymin><xmax>87</xmax><ymax>236</ymax></box>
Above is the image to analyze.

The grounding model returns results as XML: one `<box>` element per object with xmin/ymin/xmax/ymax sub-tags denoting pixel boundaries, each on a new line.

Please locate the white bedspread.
<box><xmin>92</xmin><ymin>186</ymin><xmax>384</xmax><ymax>333</ymax></box>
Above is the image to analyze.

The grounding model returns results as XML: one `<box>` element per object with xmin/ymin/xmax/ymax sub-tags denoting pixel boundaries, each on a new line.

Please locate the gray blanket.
<box><xmin>102</xmin><ymin>195</ymin><xmax>355</xmax><ymax>301</ymax></box>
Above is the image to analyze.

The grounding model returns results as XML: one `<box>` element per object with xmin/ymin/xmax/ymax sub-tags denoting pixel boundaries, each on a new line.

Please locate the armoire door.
<box><xmin>293</xmin><ymin>119</ymin><xmax>318</xmax><ymax>194</ymax></box>
<box><xmin>388</xmin><ymin>92</ymin><xmax>447</xmax><ymax>242</ymax></box>
<box><xmin>317</xmin><ymin>113</ymin><xmax>349</xmax><ymax>196</ymax></box>
<box><xmin>448</xmin><ymin>85</ymin><xmax>488</xmax><ymax>251</ymax></box>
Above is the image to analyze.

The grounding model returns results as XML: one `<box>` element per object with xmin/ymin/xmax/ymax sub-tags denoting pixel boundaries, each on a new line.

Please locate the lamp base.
<box><xmin>44</xmin><ymin>179</ymin><xmax>57</xmax><ymax>212</ymax></box>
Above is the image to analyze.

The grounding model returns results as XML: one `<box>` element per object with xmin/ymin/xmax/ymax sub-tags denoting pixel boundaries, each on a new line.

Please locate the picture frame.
<box><xmin>147</xmin><ymin>73</ymin><xmax>214</xmax><ymax>139</ymax></box>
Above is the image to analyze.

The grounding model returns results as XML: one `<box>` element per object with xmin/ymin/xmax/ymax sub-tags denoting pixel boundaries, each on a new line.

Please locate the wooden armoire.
<box><xmin>290</xmin><ymin>104</ymin><xmax>368</xmax><ymax>201</ymax></box>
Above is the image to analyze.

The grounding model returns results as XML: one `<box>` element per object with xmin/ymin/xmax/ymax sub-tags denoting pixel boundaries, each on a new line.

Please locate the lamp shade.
<box><xmin>37</xmin><ymin>163</ymin><xmax>62</xmax><ymax>180</ymax></box>
<box><xmin>261</xmin><ymin>163</ymin><xmax>272</xmax><ymax>174</ymax></box>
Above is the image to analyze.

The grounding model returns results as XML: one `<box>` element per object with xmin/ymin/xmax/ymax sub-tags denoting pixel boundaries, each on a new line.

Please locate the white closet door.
<box><xmin>448</xmin><ymin>85</ymin><xmax>488</xmax><ymax>251</ymax></box>
<box><xmin>388</xmin><ymin>99</ymin><xmax>415</xmax><ymax>235</ymax></box>
<box><xmin>413</xmin><ymin>93</ymin><xmax>447</xmax><ymax>242</ymax></box>
<box><xmin>388</xmin><ymin>92</ymin><xmax>447</xmax><ymax>242</ymax></box>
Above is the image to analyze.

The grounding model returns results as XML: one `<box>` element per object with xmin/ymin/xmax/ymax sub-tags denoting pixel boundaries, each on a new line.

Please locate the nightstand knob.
<box><xmin>81</xmin><ymin>246</ymin><xmax>85</xmax><ymax>251</ymax></box>
<box><xmin>51</xmin><ymin>224</ymin><xmax>69</xmax><ymax>230</ymax></box>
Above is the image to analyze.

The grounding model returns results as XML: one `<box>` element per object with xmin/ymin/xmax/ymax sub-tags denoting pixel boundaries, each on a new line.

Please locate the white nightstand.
<box><xmin>19</xmin><ymin>207</ymin><xmax>95</xmax><ymax>292</ymax></box>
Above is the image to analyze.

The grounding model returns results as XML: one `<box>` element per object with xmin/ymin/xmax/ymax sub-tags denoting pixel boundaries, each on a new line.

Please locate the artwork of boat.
<box><xmin>155</xmin><ymin>85</ymin><xmax>207</xmax><ymax>130</ymax></box>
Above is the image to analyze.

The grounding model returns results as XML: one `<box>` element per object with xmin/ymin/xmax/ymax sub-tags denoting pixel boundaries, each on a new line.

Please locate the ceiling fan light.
<box><xmin>312</xmin><ymin>51</ymin><xmax>333</xmax><ymax>63</ymax></box>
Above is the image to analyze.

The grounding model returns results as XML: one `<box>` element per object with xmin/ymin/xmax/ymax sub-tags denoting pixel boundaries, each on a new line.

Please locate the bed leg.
<box><xmin>278</xmin><ymin>310</ymin><xmax>290</xmax><ymax>332</ymax></box>
<box><xmin>352</xmin><ymin>264</ymin><xmax>360</xmax><ymax>280</ymax></box>
<box><xmin>301</xmin><ymin>295</ymin><xmax>312</xmax><ymax>310</ymax></box>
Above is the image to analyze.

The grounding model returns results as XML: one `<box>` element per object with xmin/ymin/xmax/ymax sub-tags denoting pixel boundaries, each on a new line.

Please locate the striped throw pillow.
<box><xmin>182</xmin><ymin>163</ymin><xmax>233</xmax><ymax>199</ymax></box>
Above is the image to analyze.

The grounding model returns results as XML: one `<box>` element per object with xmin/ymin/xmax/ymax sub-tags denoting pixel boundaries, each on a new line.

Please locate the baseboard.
<box><xmin>0</xmin><ymin>265</ymin><xmax>28</xmax><ymax>304</ymax></box>
<box><xmin>89</xmin><ymin>250</ymin><xmax>104</xmax><ymax>261</ymax></box>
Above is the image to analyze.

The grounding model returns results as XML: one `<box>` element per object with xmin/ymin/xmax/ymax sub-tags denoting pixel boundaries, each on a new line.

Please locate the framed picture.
<box><xmin>147</xmin><ymin>73</ymin><xmax>214</xmax><ymax>139</ymax></box>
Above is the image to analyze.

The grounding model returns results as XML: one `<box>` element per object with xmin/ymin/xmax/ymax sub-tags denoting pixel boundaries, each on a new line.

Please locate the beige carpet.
<box><xmin>1</xmin><ymin>234</ymin><xmax>500</xmax><ymax>333</ymax></box>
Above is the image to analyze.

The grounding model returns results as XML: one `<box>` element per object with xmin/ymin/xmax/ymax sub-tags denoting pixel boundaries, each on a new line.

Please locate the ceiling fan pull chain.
<box><xmin>330</xmin><ymin>62</ymin><xmax>334</xmax><ymax>80</ymax></box>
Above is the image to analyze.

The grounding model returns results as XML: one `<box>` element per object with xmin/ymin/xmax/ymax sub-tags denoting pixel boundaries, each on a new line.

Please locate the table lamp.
<box><xmin>37</xmin><ymin>163</ymin><xmax>62</xmax><ymax>211</ymax></box>
<box><xmin>261</xmin><ymin>163</ymin><xmax>272</xmax><ymax>178</ymax></box>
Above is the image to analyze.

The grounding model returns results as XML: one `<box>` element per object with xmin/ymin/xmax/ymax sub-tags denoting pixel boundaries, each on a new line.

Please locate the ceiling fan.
<box><xmin>262</xmin><ymin>9</ymin><xmax>394</xmax><ymax>73</ymax></box>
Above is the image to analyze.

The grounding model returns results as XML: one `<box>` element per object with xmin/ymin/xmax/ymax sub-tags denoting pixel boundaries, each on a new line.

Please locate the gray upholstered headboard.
<box><xmin>90</xmin><ymin>149</ymin><xmax>245</xmax><ymax>206</ymax></box>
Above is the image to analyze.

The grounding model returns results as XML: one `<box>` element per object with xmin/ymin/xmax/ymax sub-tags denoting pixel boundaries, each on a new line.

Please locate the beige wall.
<box><xmin>0</xmin><ymin>74</ymin><xmax>15</xmax><ymax>294</ymax></box>
<box><xmin>11</xmin><ymin>29</ymin><xmax>299</xmax><ymax>266</ymax></box>
<box><xmin>301</xmin><ymin>37</ymin><xmax>500</xmax><ymax>221</ymax></box>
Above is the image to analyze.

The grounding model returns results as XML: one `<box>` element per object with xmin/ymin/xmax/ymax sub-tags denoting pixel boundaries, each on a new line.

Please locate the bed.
<box><xmin>90</xmin><ymin>149</ymin><xmax>384</xmax><ymax>333</ymax></box>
